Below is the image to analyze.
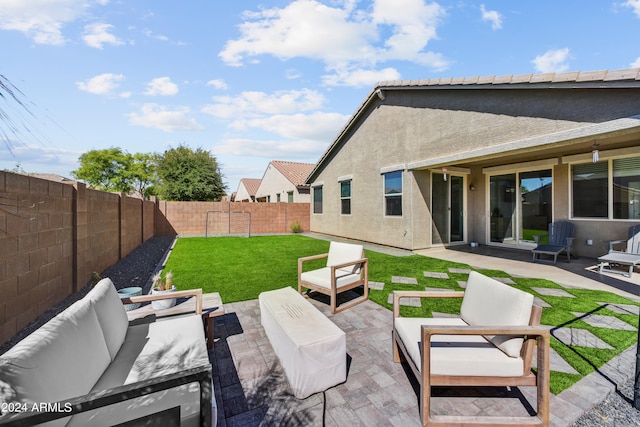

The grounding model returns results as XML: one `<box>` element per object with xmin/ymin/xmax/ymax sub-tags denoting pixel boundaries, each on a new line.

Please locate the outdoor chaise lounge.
<box><xmin>298</xmin><ymin>241</ymin><xmax>369</xmax><ymax>313</ymax></box>
<box><xmin>532</xmin><ymin>220</ymin><xmax>576</xmax><ymax>265</ymax></box>
<box><xmin>598</xmin><ymin>223</ymin><xmax>640</xmax><ymax>278</ymax></box>
<box><xmin>392</xmin><ymin>271</ymin><xmax>550</xmax><ymax>426</ymax></box>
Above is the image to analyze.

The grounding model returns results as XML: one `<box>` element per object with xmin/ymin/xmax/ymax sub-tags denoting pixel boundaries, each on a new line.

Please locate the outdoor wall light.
<box><xmin>442</xmin><ymin>167</ymin><xmax>448</xmax><ymax>181</ymax></box>
<box><xmin>592</xmin><ymin>142</ymin><xmax>600</xmax><ymax>163</ymax></box>
<box><xmin>375</xmin><ymin>88</ymin><xmax>385</xmax><ymax>100</ymax></box>
<box><xmin>469</xmin><ymin>184</ymin><xmax>475</xmax><ymax>191</ymax></box>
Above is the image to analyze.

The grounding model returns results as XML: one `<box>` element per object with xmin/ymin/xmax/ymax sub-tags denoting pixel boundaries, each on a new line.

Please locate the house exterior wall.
<box><xmin>235</xmin><ymin>182</ymin><xmax>254</xmax><ymax>202</ymax></box>
<box><xmin>310</xmin><ymin>87</ymin><xmax>640</xmax><ymax>255</ymax></box>
<box><xmin>255</xmin><ymin>164</ymin><xmax>311</xmax><ymax>202</ymax></box>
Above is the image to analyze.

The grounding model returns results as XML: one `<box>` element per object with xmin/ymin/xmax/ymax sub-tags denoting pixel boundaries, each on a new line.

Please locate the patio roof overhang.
<box><xmin>407</xmin><ymin>114</ymin><xmax>640</xmax><ymax>171</ymax></box>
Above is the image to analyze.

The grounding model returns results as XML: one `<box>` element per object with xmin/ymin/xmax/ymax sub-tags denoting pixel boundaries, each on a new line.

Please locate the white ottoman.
<box><xmin>259</xmin><ymin>287</ymin><xmax>347</xmax><ymax>399</ymax></box>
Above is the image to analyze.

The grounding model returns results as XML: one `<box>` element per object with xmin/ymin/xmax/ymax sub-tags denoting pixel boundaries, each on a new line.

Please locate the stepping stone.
<box><xmin>492</xmin><ymin>277</ymin><xmax>516</xmax><ymax>285</ymax></box>
<box><xmin>552</xmin><ymin>327</ymin><xmax>614</xmax><ymax>349</ymax></box>
<box><xmin>448</xmin><ymin>268</ymin><xmax>472</xmax><ymax>274</ymax></box>
<box><xmin>533</xmin><ymin>297</ymin><xmax>552</xmax><ymax>308</ymax></box>
<box><xmin>597</xmin><ymin>302</ymin><xmax>640</xmax><ymax>316</ymax></box>
<box><xmin>457</xmin><ymin>281</ymin><xmax>467</xmax><ymax>289</ymax></box>
<box><xmin>571</xmin><ymin>312</ymin><xmax>636</xmax><ymax>331</ymax></box>
<box><xmin>387</xmin><ymin>294</ymin><xmax>422</xmax><ymax>307</ymax></box>
<box><xmin>532</xmin><ymin>346</ymin><xmax>579</xmax><ymax>375</ymax></box>
<box><xmin>392</xmin><ymin>276</ymin><xmax>418</xmax><ymax>285</ymax></box>
<box><xmin>424</xmin><ymin>287</ymin><xmax>455</xmax><ymax>293</ymax></box>
<box><xmin>432</xmin><ymin>312</ymin><xmax>461</xmax><ymax>319</ymax></box>
<box><xmin>532</xmin><ymin>287</ymin><xmax>576</xmax><ymax>298</ymax></box>
<box><xmin>424</xmin><ymin>271</ymin><xmax>449</xmax><ymax>279</ymax></box>
<box><xmin>368</xmin><ymin>281</ymin><xmax>385</xmax><ymax>290</ymax></box>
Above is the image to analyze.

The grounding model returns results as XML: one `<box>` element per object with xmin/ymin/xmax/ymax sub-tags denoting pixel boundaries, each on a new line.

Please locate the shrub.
<box><xmin>290</xmin><ymin>220</ymin><xmax>303</xmax><ymax>233</ymax></box>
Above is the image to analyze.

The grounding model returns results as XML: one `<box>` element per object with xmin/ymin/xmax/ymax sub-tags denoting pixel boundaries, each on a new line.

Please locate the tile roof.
<box><xmin>240</xmin><ymin>178</ymin><xmax>261</xmax><ymax>195</ymax></box>
<box><xmin>270</xmin><ymin>160</ymin><xmax>315</xmax><ymax>188</ymax></box>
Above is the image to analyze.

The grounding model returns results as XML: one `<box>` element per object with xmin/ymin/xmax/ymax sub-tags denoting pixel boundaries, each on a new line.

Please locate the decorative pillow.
<box><xmin>87</xmin><ymin>278</ymin><xmax>129</xmax><ymax>360</ymax></box>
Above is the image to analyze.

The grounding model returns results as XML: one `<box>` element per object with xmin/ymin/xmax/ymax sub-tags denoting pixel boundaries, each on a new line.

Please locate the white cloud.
<box><xmin>76</xmin><ymin>73</ymin><xmax>125</xmax><ymax>95</ymax></box>
<box><xmin>82</xmin><ymin>22</ymin><xmax>123</xmax><ymax>48</ymax></box>
<box><xmin>203</xmin><ymin>89</ymin><xmax>326</xmax><ymax>119</ymax></box>
<box><xmin>631</xmin><ymin>57</ymin><xmax>640</xmax><ymax>68</ymax></box>
<box><xmin>322</xmin><ymin>66</ymin><xmax>401</xmax><ymax>87</ymax></box>
<box><xmin>0</xmin><ymin>0</ymin><xmax>96</xmax><ymax>45</ymax></box>
<box><xmin>206</xmin><ymin>79</ymin><xmax>228</xmax><ymax>90</ymax></box>
<box><xmin>531</xmin><ymin>48</ymin><xmax>570</xmax><ymax>73</ymax></box>
<box><xmin>480</xmin><ymin>4</ymin><xmax>502</xmax><ymax>30</ymax></box>
<box><xmin>144</xmin><ymin>77</ymin><xmax>179</xmax><ymax>96</ymax></box>
<box><xmin>230</xmin><ymin>112</ymin><xmax>348</xmax><ymax>141</ymax></box>
<box><xmin>213</xmin><ymin>137</ymin><xmax>328</xmax><ymax>159</ymax></box>
<box><xmin>219</xmin><ymin>0</ymin><xmax>449</xmax><ymax>86</ymax></box>
<box><xmin>128</xmin><ymin>103</ymin><xmax>203</xmax><ymax>132</ymax></box>
<box><xmin>624</xmin><ymin>0</ymin><xmax>640</xmax><ymax>17</ymax></box>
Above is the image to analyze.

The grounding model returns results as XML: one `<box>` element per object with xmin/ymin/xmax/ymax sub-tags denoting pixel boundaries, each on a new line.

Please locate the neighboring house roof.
<box><xmin>240</xmin><ymin>178</ymin><xmax>261</xmax><ymax>196</ymax></box>
<box><xmin>307</xmin><ymin>67</ymin><xmax>640</xmax><ymax>183</ymax></box>
<box><xmin>269</xmin><ymin>160</ymin><xmax>315</xmax><ymax>189</ymax></box>
<box><xmin>32</xmin><ymin>173</ymin><xmax>75</xmax><ymax>183</ymax></box>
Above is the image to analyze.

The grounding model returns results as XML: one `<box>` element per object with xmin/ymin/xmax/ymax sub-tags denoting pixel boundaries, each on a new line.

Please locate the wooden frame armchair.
<box><xmin>298</xmin><ymin>241</ymin><xmax>369</xmax><ymax>313</ymax></box>
<box><xmin>392</xmin><ymin>272</ymin><xmax>550</xmax><ymax>427</ymax></box>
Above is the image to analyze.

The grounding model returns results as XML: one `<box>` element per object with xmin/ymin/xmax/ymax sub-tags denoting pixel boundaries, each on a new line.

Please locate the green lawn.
<box><xmin>164</xmin><ymin>234</ymin><xmax>639</xmax><ymax>395</ymax></box>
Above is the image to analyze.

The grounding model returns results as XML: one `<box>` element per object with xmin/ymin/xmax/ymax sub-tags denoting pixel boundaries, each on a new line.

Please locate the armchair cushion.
<box><xmin>326</xmin><ymin>241</ymin><xmax>364</xmax><ymax>273</ymax></box>
<box><xmin>394</xmin><ymin>317</ymin><xmax>524</xmax><ymax>376</ymax></box>
<box><xmin>300</xmin><ymin>267</ymin><xmax>361</xmax><ymax>290</ymax></box>
<box><xmin>460</xmin><ymin>271</ymin><xmax>533</xmax><ymax>357</ymax></box>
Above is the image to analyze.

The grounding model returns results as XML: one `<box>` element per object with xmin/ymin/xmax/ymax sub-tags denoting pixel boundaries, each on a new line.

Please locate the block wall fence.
<box><xmin>0</xmin><ymin>171</ymin><xmax>310</xmax><ymax>346</ymax></box>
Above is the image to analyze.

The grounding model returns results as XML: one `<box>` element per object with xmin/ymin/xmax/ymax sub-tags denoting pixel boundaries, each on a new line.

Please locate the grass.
<box><xmin>164</xmin><ymin>234</ymin><xmax>639</xmax><ymax>395</ymax></box>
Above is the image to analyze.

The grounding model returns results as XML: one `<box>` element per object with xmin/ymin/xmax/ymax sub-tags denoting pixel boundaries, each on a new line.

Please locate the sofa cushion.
<box><xmin>326</xmin><ymin>241</ymin><xmax>364</xmax><ymax>273</ymax></box>
<box><xmin>67</xmin><ymin>314</ymin><xmax>211</xmax><ymax>426</ymax></box>
<box><xmin>0</xmin><ymin>298</ymin><xmax>111</xmax><ymax>427</ymax></box>
<box><xmin>394</xmin><ymin>317</ymin><xmax>524</xmax><ymax>377</ymax></box>
<box><xmin>300</xmin><ymin>267</ymin><xmax>361</xmax><ymax>289</ymax></box>
<box><xmin>460</xmin><ymin>271</ymin><xmax>534</xmax><ymax>357</ymax></box>
<box><xmin>86</xmin><ymin>278</ymin><xmax>129</xmax><ymax>360</ymax></box>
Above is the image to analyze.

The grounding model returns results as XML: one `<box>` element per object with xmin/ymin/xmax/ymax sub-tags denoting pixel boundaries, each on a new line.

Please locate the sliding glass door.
<box><xmin>489</xmin><ymin>169</ymin><xmax>552</xmax><ymax>247</ymax></box>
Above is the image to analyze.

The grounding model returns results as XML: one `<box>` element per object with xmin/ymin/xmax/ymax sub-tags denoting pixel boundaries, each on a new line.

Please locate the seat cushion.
<box><xmin>326</xmin><ymin>241</ymin><xmax>364</xmax><ymax>273</ymax></box>
<box><xmin>460</xmin><ymin>271</ymin><xmax>534</xmax><ymax>357</ymax></box>
<box><xmin>300</xmin><ymin>267</ymin><xmax>361</xmax><ymax>290</ymax></box>
<box><xmin>0</xmin><ymin>298</ymin><xmax>111</xmax><ymax>427</ymax></box>
<box><xmin>394</xmin><ymin>317</ymin><xmax>524</xmax><ymax>377</ymax></box>
<box><xmin>68</xmin><ymin>314</ymin><xmax>211</xmax><ymax>426</ymax></box>
<box><xmin>86</xmin><ymin>277</ymin><xmax>129</xmax><ymax>360</ymax></box>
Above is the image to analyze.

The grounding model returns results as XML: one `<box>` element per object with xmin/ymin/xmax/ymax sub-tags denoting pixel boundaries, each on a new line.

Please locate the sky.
<box><xmin>1</xmin><ymin>0</ymin><xmax>639</xmax><ymax>194</ymax></box>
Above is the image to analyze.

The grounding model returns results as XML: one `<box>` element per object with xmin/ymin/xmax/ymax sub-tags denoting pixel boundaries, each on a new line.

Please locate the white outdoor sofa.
<box><xmin>393</xmin><ymin>271</ymin><xmax>550</xmax><ymax>426</ymax></box>
<box><xmin>0</xmin><ymin>278</ymin><xmax>215</xmax><ymax>427</ymax></box>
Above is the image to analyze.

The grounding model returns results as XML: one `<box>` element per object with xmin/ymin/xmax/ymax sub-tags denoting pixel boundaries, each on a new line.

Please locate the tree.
<box><xmin>130</xmin><ymin>152</ymin><xmax>159</xmax><ymax>199</ymax></box>
<box><xmin>156</xmin><ymin>145</ymin><xmax>227</xmax><ymax>201</ymax></box>
<box><xmin>72</xmin><ymin>148</ymin><xmax>135</xmax><ymax>193</ymax></box>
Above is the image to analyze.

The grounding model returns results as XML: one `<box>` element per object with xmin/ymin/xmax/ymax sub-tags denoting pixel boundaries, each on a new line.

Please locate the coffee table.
<box><xmin>126</xmin><ymin>292</ymin><xmax>224</xmax><ymax>349</ymax></box>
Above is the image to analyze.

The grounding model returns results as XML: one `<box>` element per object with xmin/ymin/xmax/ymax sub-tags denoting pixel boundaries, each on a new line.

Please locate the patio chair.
<box><xmin>598</xmin><ymin>223</ymin><xmax>640</xmax><ymax>277</ymax></box>
<box><xmin>392</xmin><ymin>271</ymin><xmax>550</xmax><ymax>426</ymax></box>
<box><xmin>298</xmin><ymin>241</ymin><xmax>369</xmax><ymax>313</ymax></box>
<box><xmin>531</xmin><ymin>220</ymin><xmax>576</xmax><ymax>265</ymax></box>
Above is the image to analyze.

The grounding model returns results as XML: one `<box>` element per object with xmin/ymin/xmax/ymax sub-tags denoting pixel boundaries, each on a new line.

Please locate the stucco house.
<box><xmin>306</xmin><ymin>68</ymin><xmax>640</xmax><ymax>258</ymax></box>
<box><xmin>255</xmin><ymin>160</ymin><xmax>315</xmax><ymax>202</ymax></box>
<box><xmin>235</xmin><ymin>178</ymin><xmax>261</xmax><ymax>202</ymax></box>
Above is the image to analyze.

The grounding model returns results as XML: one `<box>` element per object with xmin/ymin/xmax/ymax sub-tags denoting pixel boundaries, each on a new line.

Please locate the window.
<box><xmin>572</xmin><ymin>155</ymin><xmax>640</xmax><ymax>219</ymax></box>
<box><xmin>340</xmin><ymin>180</ymin><xmax>351</xmax><ymax>214</ymax></box>
<box><xmin>276</xmin><ymin>193</ymin><xmax>281</xmax><ymax>202</ymax></box>
<box><xmin>313</xmin><ymin>186</ymin><xmax>323</xmax><ymax>214</ymax></box>
<box><xmin>288</xmin><ymin>191</ymin><xmax>294</xmax><ymax>202</ymax></box>
<box><xmin>384</xmin><ymin>171</ymin><xmax>402</xmax><ymax>216</ymax></box>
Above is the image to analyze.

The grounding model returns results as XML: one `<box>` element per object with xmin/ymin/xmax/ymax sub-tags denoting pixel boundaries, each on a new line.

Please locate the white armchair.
<box><xmin>298</xmin><ymin>241</ymin><xmax>369</xmax><ymax>313</ymax></box>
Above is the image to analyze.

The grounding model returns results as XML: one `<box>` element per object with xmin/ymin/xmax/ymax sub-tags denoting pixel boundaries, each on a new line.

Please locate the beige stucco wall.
<box><xmin>310</xmin><ymin>87</ymin><xmax>640</xmax><ymax>253</ymax></box>
<box><xmin>235</xmin><ymin>182</ymin><xmax>254</xmax><ymax>202</ymax></box>
<box><xmin>256</xmin><ymin>164</ymin><xmax>310</xmax><ymax>202</ymax></box>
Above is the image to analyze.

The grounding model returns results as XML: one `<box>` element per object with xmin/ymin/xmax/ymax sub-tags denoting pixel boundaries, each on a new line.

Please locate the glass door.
<box><xmin>432</xmin><ymin>173</ymin><xmax>464</xmax><ymax>245</ymax></box>
<box><xmin>489</xmin><ymin>170</ymin><xmax>552</xmax><ymax>247</ymax></box>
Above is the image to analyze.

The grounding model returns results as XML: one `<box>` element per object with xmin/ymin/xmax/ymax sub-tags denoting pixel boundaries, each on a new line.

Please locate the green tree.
<box><xmin>72</xmin><ymin>147</ymin><xmax>134</xmax><ymax>193</ymax></box>
<box><xmin>130</xmin><ymin>152</ymin><xmax>159</xmax><ymax>199</ymax></box>
<box><xmin>156</xmin><ymin>145</ymin><xmax>227</xmax><ymax>201</ymax></box>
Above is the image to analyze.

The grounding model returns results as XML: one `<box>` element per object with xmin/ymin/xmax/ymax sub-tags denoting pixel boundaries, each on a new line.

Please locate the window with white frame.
<box><xmin>313</xmin><ymin>185</ymin><xmax>323</xmax><ymax>214</ymax></box>
<box><xmin>287</xmin><ymin>191</ymin><xmax>294</xmax><ymax>202</ymax></box>
<box><xmin>340</xmin><ymin>180</ymin><xmax>351</xmax><ymax>215</ymax></box>
<box><xmin>384</xmin><ymin>171</ymin><xmax>402</xmax><ymax>216</ymax></box>
<box><xmin>572</xmin><ymin>155</ymin><xmax>640</xmax><ymax>219</ymax></box>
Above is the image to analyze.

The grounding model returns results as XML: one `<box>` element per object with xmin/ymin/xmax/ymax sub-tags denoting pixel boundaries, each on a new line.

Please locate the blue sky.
<box><xmin>1</xmin><ymin>0</ymin><xmax>639</xmax><ymax>194</ymax></box>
